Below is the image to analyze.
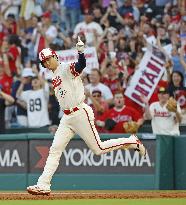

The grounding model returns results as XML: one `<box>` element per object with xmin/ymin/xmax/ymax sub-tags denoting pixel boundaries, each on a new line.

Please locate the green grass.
<box><xmin>1</xmin><ymin>199</ymin><xmax>186</xmax><ymax>205</ymax></box>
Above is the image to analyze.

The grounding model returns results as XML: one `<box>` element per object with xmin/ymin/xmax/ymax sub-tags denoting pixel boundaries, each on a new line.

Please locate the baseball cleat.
<box><xmin>130</xmin><ymin>134</ymin><xmax>146</xmax><ymax>157</ymax></box>
<box><xmin>27</xmin><ymin>185</ymin><xmax>51</xmax><ymax>196</ymax></box>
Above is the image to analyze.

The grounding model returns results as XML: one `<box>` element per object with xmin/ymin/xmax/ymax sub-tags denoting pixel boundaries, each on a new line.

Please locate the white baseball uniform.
<box><xmin>37</xmin><ymin>61</ymin><xmax>138</xmax><ymax>190</ymax></box>
<box><xmin>149</xmin><ymin>101</ymin><xmax>181</xmax><ymax>135</ymax></box>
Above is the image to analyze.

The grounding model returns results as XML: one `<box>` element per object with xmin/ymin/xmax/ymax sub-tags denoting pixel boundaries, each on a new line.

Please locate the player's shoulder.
<box><xmin>53</xmin><ymin>63</ymin><xmax>68</xmax><ymax>75</ymax></box>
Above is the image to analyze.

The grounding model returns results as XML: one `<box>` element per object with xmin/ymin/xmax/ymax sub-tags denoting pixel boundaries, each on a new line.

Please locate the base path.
<box><xmin>0</xmin><ymin>191</ymin><xmax>186</xmax><ymax>200</ymax></box>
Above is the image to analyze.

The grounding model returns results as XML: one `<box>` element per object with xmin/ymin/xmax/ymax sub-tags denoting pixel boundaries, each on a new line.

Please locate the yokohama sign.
<box><xmin>29</xmin><ymin>139</ymin><xmax>155</xmax><ymax>174</ymax></box>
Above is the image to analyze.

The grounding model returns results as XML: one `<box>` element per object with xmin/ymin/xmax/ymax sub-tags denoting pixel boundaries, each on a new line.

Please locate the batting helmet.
<box><xmin>39</xmin><ymin>48</ymin><xmax>58</xmax><ymax>62</ymax></box>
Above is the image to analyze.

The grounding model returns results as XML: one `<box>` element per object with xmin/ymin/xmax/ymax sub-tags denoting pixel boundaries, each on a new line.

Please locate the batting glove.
<box><xmin>76</xmin><ymin>36</ymin><xmax>85</xmax><ymax>53</ymax></box>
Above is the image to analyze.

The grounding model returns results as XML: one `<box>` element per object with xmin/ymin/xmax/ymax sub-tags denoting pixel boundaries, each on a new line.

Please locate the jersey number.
<box><xmin>29</xmin><ymin>98</ymin><xmax>42</xmax><ymax>112</ymax></box>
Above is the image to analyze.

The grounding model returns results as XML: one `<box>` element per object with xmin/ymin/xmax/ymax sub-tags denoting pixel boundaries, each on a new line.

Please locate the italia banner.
<box><xmin>125</xmin><ymin>44</ymin><xmax>166</xmax><ymax>107</ymax></box>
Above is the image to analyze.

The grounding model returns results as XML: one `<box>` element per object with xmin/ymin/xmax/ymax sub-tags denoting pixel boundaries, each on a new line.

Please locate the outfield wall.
<box><xmin>0</xmin><ymin>133</ymin><xmax>185</xmax><ymax>190</ymax></box>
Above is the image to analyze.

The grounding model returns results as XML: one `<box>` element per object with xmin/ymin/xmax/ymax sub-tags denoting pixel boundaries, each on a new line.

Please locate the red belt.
<box><xmin>64</xmin><ymin>107</ymin><xmax>79</xmax><ymax>115</ymax></box>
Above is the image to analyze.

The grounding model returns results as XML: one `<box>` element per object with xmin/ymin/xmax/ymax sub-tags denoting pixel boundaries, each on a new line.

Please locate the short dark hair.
<box><xmin>39</xmin><ymin>55</ymin><xmax>58</xmax><ymax>68</ymax></box>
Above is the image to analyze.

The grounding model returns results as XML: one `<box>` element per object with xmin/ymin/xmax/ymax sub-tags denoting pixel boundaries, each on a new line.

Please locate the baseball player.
<box><xmin>27</xmin><ymin>37</ymin><xmax>146</xmax><ymax>195</ymax></box>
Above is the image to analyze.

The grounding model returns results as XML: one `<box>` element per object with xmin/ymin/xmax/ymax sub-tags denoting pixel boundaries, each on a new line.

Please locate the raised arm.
<box><xmin>140</xmin><ymin>95</ymin><xmax>152</xmax><ymax>120</ymax></box>
<box><xmin>74</xmin><ymin>36</ymin><xmax>86</xmax><ymax>74</ymax></box>
<box><xmin>0</xmin><ymin>90</ymin><xmax>15</xmax><ymax>105</ymax></box>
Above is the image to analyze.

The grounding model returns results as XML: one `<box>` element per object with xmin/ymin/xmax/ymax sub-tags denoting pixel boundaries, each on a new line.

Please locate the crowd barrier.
<box><xmin>0</xmin><ymin>133</ymin><xmax>185</xmax><ymax>190</ymax></box>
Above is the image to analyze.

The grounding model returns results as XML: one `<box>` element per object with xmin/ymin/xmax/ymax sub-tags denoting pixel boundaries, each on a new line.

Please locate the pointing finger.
<box><xmin>78</xmin><ymin>36</ymin><xmax>81</xmax><ymax>42</ymax></box>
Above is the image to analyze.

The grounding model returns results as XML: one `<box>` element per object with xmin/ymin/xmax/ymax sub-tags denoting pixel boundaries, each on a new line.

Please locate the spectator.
<box><xmin>143</xmin><ymin>86</ymin><xmax>182</xmax><ymax>136</ymax></box>
<box><xmin>32</xmin><ymin>11</ymin><xmax>57</xmax><ymax>57</ymax></box>
<box><xmin>0</xmin><ymin>0</ymin><xmax>21</xmax><ymax>19</ymax></box>
<box><xmin>11</xmin><ymin>67</ymin><xmax>35</xmax><ymax>127</ymax></box>
<box><xmin>157</xmin><ymin>24</ymin><xmax>171</xmax><ymax>46</ymax></box>
<box><xmin>85</xmin><ymin>88</ymin><xmax>109</xmax><ymax>132</ymax></box>
<box><xmin>0</xmin><ymin>44</ymin><xmax>14</xmax><ymax>129</ymax></box>
<box><xmin>85</xmin><ymin>68</ymin><xmax>113</xmax><ymax>104</ymax></box>
<box><xmin>168</xmin><ymin>71</ymin><xmax>185</xmax><ymax>97</ymax></box>
<box><xmin>4</xmin><ymin>34</ymin><xmax>21</xmax><ymax>76</ymax></box>
<box><xmin>16</xmin><ymin>71</ymin><xmax>50</xmax><ymax>128</ymax></box>
<box><xmin>96</xmin><ymin>91</ymin><xmax>143</xmax><ymax>133</ymax></box>
<box><xmin>43</xmin><ymin>0</ymin><xmax>60</xmax><ymax>22</ymax></box>
<box><xmin>0</xmin><ymin>88</ymin><xmax>14</xmax><ymax>133</ymax></box>
<box><xmin>174</xmin><ymin>87</ymin><xmax>186</xmax><ymax>125</ymax></box>
<box><xmin>19</xmin><ymin>0</ymin><xmax>41</xmax><ymax>28</ymax></box>
<box><xmin>0</xmin><ymin>13</ymin><xmax>17</xmax><ymax>35</ymax></box>
<box><xmin>0</xmin><ymin>46</ymin><xmax>12</xmax><ymax>94</ymax></box>
<box><xmin>179</xmin><ymin>46</ymin><xmax>186</xmax><ymax>82</ymax></box>
<box><xmin>74</xmin><ymin>9</ymin><xmax>103</xmax><ymax>46</ymax></box>
<box><xmin>63</xmin><ymin>0</ymin><xmax>81</xmax><ymax>33</ymax></box>
<box><xmin>100</xmin><ymin>0</ymin><xmax>124</xmax><ymax>30</ymax></box>
<box><xmin>118</xmin><ymin>0</ymin><xmax>140</xmax><ymax>22</ymax></box>
<box><xmin>21</xmin><ymin>15</ymin><xmax>39</xmax><ymax>62</ymax></box>
<box><xmin>101</xmin><ymin>62</ymin><xmax>122</xmax><ymax>94</ymax></box>
<box><xmin>92</xmin><ymin>4</ymin><xmax>103</xmax><ymax>24</ymax></box>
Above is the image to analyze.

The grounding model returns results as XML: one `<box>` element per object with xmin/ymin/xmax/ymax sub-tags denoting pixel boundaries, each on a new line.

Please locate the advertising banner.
<box><xmin>0</xmin><ymin>141</ymin><xmax>28</xmax><ymax>173</ymax></box>
<box><xmin>29</xmin><ymin>139</ymin><xmax>155</xmax><ymax>174</ymax></box>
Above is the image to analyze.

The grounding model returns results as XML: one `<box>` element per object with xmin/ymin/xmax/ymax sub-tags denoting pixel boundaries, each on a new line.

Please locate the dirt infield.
<box><xmin>0</xmin><ymin>191</ymin><xmax>186</xmax><ymax>200</ymax></box>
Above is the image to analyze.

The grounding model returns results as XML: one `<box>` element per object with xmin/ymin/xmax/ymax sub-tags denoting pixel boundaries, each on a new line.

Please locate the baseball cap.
<box><xmin>42</xmin><ymin>11</ymin><xmax>51</xmax><ymax>18</ymax></box>
<box><xmin>39</xmin><ymin>48</ymin><xmax>58</xmax><ymax>62</ymax></box>
<box><xmin>124</xmin><ymin>12</ymin><xmax>134</xmax><ymax>19</ymax></box>
<box><xmin>158</xmin><ymin>87</ymin><xmax>169</xmax><ymax>94</ymax></box>
<box><xmin>22</xmin><ymin>68</ymin><xmax>36</xmax><ymax>77</ymax></box>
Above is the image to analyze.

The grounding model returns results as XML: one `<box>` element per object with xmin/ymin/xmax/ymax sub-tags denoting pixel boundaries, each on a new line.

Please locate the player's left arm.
<box><xmin>74</xmin><ymin>52</ymin><xmax>86</xmax><ymax>74</ymax></box>
<box><xmin>70</xmin><ymin>36</ymin><xmax>86</xmax><ymax>76</ymax></box>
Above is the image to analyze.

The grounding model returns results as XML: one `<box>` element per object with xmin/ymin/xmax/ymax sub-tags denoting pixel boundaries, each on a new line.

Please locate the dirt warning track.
<box><xmin>0</xmin><ymin>191</ymin><xmax>186</xmax><ymax>200</ymax></box>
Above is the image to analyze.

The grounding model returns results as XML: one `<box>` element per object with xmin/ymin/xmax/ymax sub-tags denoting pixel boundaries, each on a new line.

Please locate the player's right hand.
<box><xmin>76</xmin><ymin>36</ymin><xmax>85</xmax><ymax>53</ymax></box>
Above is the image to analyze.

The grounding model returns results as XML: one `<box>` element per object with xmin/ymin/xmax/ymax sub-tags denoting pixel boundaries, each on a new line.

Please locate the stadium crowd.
<box><xmin>0</xmin><ymin>0</ymin><xmax>186</xmax><ymax>135</ymax></box>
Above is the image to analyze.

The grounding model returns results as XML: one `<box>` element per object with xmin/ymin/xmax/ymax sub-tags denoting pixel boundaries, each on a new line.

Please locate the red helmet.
<box><xmin>39</xmin><ymin>48</ymin><xmax>58</xmax><ymax>62</ymax></box>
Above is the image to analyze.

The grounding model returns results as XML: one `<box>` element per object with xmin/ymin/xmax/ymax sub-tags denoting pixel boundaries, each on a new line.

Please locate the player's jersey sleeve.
<box><xmin>61</xmin><ymin>62</ymin><xmax>80</xmax><ymax>78</ymax></box>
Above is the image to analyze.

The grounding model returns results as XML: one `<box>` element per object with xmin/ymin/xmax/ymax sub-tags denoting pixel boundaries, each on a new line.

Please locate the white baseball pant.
<box><xmin>37</xmin><ymin>103</ymin><xmax>137</xmax><ymax>189</ymax></box>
